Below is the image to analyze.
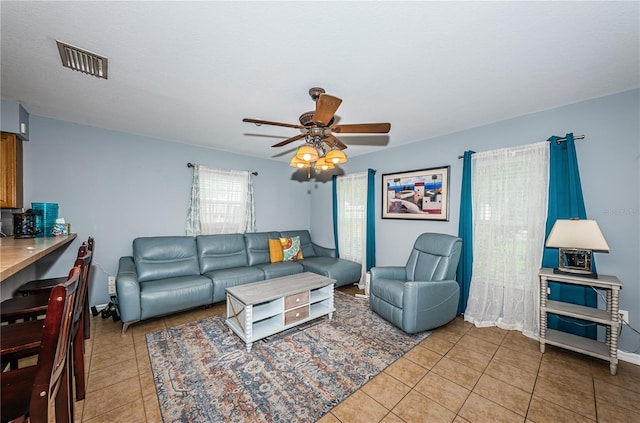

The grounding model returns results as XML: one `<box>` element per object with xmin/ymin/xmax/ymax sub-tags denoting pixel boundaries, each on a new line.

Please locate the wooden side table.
<box><xmin>539</xmin><ymin>268</ymin><xmax>623</xmax><ymax>375</ymax></box>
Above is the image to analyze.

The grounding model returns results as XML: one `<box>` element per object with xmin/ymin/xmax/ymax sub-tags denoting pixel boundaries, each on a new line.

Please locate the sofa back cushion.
<box><xmin>134</xmin><ymin>236</ymin><xmax>200</xmax><ymax>282</ymax></box>
<box><xmin>244</xmin><ymin>231</ymin><xmax>280</xmax><ymax>266</ymax></box>
<box><xmin>279</xmin><ymin>230</ymin><xmax>316</xmax><ymax>258</ymax></box>
<box><xmin>197</xmin><ymin>234</ymin><xmax>248</xmax><ymax>273</ymax></box>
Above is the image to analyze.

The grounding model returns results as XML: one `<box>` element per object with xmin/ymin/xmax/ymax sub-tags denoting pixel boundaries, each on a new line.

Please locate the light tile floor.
<box><xmin>72</xmin><ymin>286</ymin><xmax>640</xmax><ymax>422</ymax></box>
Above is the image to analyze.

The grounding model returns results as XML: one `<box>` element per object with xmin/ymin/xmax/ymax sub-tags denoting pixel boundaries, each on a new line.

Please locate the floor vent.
<box><xmin>56</xmin><ymin>40</ymin><xmax>108</xmax><ymax>79</ymax></box>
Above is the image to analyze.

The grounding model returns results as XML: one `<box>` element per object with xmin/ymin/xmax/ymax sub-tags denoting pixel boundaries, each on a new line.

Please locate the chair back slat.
<box><xmin>29</xmin><ymin>266</ymin><xmax>80</xmax><ymax>422</ymax></box>
<box><xmin>72</xmin><ymin>246</ymin><xmax>92</xmax><ymax>325</ymax></box>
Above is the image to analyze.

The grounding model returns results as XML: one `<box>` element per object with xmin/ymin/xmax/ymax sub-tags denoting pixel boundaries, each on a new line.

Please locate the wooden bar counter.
<box><xmin>0</xmin><ymin>234</ymin><xmax>77</xmax><ymax>282</ymax></box>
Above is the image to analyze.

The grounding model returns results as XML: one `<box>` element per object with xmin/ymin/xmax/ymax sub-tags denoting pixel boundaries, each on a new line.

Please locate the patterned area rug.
<box><xmin>146</xmin><ymin>291</ymin><xmax>430</xmax><ymax>423</ymax></box>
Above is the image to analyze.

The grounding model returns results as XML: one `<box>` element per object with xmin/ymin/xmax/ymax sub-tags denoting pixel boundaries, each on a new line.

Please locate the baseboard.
<box><xmin>618</xmin><ymin>349</ymin><xmax>640</xmax><ymax>366</ymax></box>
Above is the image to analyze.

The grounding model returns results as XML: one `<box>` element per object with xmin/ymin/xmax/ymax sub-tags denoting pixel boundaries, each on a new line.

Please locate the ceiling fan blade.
<box><xmin>271</xmin><ymin>133</ymin><xmax>306</xmax><ymax>148</ymax></box>
<box><xmin>243</xmin><ymin>118</ymin><xmax>305</xmax><ymax>130</ymax></box>
<box><xmin>324</xmin><ymin>134</ymin><xmax>348</xmax><ymax>150</ymax></box>
<box><xmin>331</xmin><ymin>123</ymin><xmax>391</xmax><ymax>134</ymax></box>
<box><xmin>313</xmin><ymin>94</ymin><xmax>342</xmax><ymax>126</ymax></box>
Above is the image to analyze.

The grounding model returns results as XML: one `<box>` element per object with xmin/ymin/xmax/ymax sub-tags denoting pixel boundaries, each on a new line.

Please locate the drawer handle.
<box><xmin>295</xmin><ymin>312</ymin><xmax>300</xmax><ymax>317</ymax></box>
<box><xmin>296</xmin><ymin>298</ymin><xmax>300</xmax><ymax>302</ymax></box>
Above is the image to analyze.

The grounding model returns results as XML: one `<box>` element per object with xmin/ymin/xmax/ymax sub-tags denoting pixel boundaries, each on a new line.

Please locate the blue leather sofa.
<box><xmin>369</xmin><ymin>233</ymin><xmax>462</xmax><ymax>334</ymax></box>
<box><xmin>116</xmin><ymin>230</ymin><xmax>361</xmax><ymax>332</ymax></box>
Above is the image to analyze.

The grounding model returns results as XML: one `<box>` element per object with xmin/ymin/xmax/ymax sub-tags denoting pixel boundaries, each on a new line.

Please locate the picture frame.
<box><xmin>382</xmin><ymin>166</ymin><xmax>450</xmax><ymax>221</ymax></box>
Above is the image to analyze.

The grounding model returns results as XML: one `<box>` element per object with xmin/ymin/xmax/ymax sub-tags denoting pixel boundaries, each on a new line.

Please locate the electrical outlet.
<box><xmin>107</xmin><ymin>276</ymin><xmax>116</xmax><ymax>286</ymax></box>
<box><xmin>108</xmin><ymin>285</ymin><xmax>116</xmax><ymax>295</ymax></box>
<box><xmin>619</xmin><ymin>309</ymin><xmax>629</xmax><ymax>324</ymax></box>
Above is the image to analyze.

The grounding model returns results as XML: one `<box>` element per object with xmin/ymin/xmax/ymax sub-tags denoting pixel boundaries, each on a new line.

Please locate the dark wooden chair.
<box><xmin>16</xmin><ymin>237</ymin><xmax>94</xmax><ymax>339</ymax></box>
<box><xmin>1</xmin><ymin>246</ymin><xmax>92</xmax><ymax>401</ymax></box>
<box><xmin>0</xmin><ymin>266</ymin><xmax>80</xmax><ymax>423</ymax></box>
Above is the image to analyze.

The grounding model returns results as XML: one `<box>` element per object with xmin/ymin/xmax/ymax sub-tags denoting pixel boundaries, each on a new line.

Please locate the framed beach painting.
<box><xmin>382</xmin><ymin>166</ymin><xmax>450</xmax><ymax>221</ymax></box>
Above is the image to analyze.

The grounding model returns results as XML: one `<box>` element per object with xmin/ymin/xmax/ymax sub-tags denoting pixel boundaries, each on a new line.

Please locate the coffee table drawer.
<box><xmin>285</xmin><ymin>291</ymin><xmax>309</xmax><ymax>310</ymax></box>
<box><xmin>284</xmin><ymin>306</ymin><xmax>309</xmax><ymax>325</ymax></box>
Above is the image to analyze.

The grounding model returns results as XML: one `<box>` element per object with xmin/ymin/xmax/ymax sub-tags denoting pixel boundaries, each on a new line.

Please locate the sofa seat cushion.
<box><xmin>139</xmin><ymin>275</ymin><xmax>213</xmax><ymax>320</ymax></box>
<box><xmin>369</xmin><ymin>278</ymin><xmax>405</xmax><ymax>308</ymax></box>
<box><xmin>204</xmin><ymin>267</ymin><xmax>265</xmax><ymax>303</ymax></box>
<box><xmin>254</xmin><ymin>261</ymin><xmax>304</xmax><ymax>280</ymax></box>
<box><xmin>300</xmin><ymin>257</ymin><xmax>361</xmax><ymax>287</ymax></box>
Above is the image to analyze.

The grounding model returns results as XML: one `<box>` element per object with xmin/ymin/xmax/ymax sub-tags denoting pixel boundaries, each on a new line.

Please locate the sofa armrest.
<box><xmin>312</xmin><ymin>242</ymin><xmax>336</xmax><ymax>258</ymax></box>
<box><xmin>370</xmin><ymin>266</ymin><xmax>407</xmax><ymax>281</ymax></box>
<box><xmin>116</xmin><ymin>256</ymin><xmax>142</xmax><ymax>325</ymax></box>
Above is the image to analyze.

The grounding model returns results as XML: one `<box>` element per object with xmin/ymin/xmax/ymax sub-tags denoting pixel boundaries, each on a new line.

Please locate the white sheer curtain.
<box><xmin>464</xmin><ymin>142</ymin><xmax>549</xmax><ymax>338</ymax></box>
<box><xmin>336</xmin><ymin>171</ymin><xmax>368</xmax><ymax>288</ymax></box>
<box><xmin>186</xmin><ymin>164</ymin><xmax>255</xmax><ymax>235</ymax></box>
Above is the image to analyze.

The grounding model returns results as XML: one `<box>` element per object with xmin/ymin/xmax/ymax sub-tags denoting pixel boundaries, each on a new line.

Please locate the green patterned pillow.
<box><xmin>280</xmin><ymin>236</ymin><xmax>303</xmax><ymax>262</ymax></box>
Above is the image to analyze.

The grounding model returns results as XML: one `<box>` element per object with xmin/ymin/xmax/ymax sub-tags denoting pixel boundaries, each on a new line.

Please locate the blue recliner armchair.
<box><xmin>369</xmin><ymin>233</ymin><xmax>462</xmax><ymax>333</ymax></box>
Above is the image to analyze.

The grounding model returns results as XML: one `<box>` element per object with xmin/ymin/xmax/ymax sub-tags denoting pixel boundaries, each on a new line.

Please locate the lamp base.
<box><xmin>553</xmin><ymin>267</ymin><xmax>598</xmax><ymax>279</ymax></box>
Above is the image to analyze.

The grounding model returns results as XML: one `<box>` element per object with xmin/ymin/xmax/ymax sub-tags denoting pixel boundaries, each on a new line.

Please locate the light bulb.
<box><xmin>303</xmin><ymin>153</ymin><xmax>311</xmax><ymax>161</ymax></box>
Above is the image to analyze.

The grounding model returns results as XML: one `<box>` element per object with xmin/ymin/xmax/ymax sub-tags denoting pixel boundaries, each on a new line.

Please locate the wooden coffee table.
<box><xmin>225</xmin><ymin>272</ymin><xmax>335</xmax><ymax>352</ymax></box>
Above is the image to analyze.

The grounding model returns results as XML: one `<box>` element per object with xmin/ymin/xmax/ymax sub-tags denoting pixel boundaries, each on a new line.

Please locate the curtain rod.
<box><xmin>187</xmin><ymin>162</ymin><xmax>258</xmax><ymax>175</ymax></box>
<box><xmin>457</xmin><ymin>134</ymin><xmax>585</xmax><ymax>159</ymax></box>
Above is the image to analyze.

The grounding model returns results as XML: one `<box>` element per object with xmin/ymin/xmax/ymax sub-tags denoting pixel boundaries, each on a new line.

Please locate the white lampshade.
<box><xmin>546</xmin><ymin>219</ymin><xmax>610</xmax><ymax>252</ymax></box>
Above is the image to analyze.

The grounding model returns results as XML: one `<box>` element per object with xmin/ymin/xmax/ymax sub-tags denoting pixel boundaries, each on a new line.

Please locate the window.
<box><xmin>335</xmin><ymin>171</ymin><xmax>369</xmax><ymax>286</ymax></box>
<box><xmin>464</xmin><ymin>142</ymin><xmax>549</xmax><ymax>337</ymax></box>
<box><xmin>186</xmin><ymin>165</ymin><xmax>255</xmax><ymax>235</ymax></box>
<box><xmin>337</xmin><ymin>178</ymin><xmax>367</xmax><ymax>261</ymax></box>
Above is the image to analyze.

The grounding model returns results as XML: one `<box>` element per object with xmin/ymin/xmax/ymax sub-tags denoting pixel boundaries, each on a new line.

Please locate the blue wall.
<box><xmin>311</xmin><ymin>89</ymin><xmax>639</xmax><ymax>353</ymax></box>
<box><xmin>18</xmin><ymin>116</ymin><xmax>312</xmax><ymax>306</ymax></box>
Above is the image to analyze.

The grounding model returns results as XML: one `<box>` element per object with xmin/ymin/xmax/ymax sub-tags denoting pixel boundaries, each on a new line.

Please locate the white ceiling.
<box><xmin>1</xmin><ymin>1</ymin><xmax>638</xmax><ymax>162</ymax></box>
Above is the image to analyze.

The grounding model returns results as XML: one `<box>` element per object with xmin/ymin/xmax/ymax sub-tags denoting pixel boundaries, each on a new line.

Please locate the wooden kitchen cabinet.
<box><xmin>0</xmin><ymin>132</ymin><xmax>23</xmax><ymax>208</ymax></box>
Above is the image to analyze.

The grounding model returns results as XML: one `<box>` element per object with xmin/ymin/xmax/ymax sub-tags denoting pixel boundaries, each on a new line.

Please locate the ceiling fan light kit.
<box><xmin>295</xmin><ymin>145</ymin><xmax>319</xmax><ymax>162</ymax></box>
<box><xmin>289</xmin><ymin>156</ymin><xmax>311</xmax><ymax>169</ymax></box>
<box><xmin>244</xmin><ymin>87</ymin><xmax>390</xmax><ymax>178</ymax></box>
<box><xmin>315</xmin><ymin>157</ymin><xmax>335</xmax><ymax>171</ymax></box>
<box><xmin>325</xmin><ymin>149</ymin><xmax>347</xmax><ymax>164</ymax></box>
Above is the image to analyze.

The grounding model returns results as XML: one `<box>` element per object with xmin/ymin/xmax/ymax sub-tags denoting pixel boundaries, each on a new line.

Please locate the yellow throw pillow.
<box><xmin>269</xmin><ymin>239</ymin><xmax>284</xmax><ymax>263</ymax></box>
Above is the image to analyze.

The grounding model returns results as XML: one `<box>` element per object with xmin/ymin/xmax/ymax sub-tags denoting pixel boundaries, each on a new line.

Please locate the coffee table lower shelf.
<box><xmin>226</xmin><ymin>302</ymin><xmax>333</xmax><ymax>352</ymax></box>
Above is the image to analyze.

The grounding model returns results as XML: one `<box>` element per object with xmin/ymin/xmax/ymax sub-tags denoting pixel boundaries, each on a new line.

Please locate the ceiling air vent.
<box><xmin>56</xmin><ymin>40</ymin><xmax>108</xmax><ymax>79</ymax></box>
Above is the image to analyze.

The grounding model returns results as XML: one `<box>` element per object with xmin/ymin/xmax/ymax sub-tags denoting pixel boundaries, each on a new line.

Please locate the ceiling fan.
<box><xmin>243</xmin><ymin>87</ymin><xmax>390</xmax><ymax>170</ymax></box>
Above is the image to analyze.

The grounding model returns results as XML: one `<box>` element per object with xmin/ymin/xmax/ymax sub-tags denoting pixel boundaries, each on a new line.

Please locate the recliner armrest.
<box><xmin>312</xmin><ymin>243</ymin><xmax>336</xmax><ymax>258</ymax></box>
<box><xmin>370</xmin><ymin>266</ymin><xmax>407</xmax><ymax>281</ymax></box>
<box><xmin>403</xmin><ymin>279</ymin><xmax>460</xmax><ymax>326</ymax></box>
<box><xmin>404</xmin><ymin>279</ymin><xmax>459</xmax><ymax>303</ymax></box>
<box><xmin>116</xmin><ymin>256</ymin><xmax>142</xmax><ymax>324</ymax></box>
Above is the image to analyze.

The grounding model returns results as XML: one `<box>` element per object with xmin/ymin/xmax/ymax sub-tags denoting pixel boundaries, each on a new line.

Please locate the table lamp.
<box><xmin>545</xmin><ymin>218</ymin><xmax>609</xmax><ymax>278</ymax></box>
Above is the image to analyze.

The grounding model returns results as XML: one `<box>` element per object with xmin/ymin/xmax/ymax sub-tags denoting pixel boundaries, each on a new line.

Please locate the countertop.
<box><xmin>0</xmin><ymin>234</ymin><xmax>77</xmax><ymax>281</ymax></box>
